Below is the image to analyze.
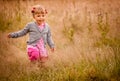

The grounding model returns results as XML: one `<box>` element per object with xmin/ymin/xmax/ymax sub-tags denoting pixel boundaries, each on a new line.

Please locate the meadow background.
<box><xmin>0</xmin><ymin>0</ymin><xmax>120</xmax><ymax>81</ymax></box>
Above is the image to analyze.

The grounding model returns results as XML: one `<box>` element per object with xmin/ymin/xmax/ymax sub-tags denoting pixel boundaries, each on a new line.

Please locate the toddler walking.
<box><xmin>8</xmin><ymin>5</ymin><xmax>55</xmax><ymax>67</ymax></box>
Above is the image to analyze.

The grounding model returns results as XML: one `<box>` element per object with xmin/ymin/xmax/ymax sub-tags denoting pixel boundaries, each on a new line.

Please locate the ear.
<box><xmin>32</xmin><ymin>14</ymin><xmax>35</xmax><ymax>18</ymax></box>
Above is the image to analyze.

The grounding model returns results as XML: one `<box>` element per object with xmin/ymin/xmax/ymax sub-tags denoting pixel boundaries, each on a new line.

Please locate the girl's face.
<box><xmin>34</xmin><ymin>13</ymin><xmax>46</xmax><ymax>25</ymax></box>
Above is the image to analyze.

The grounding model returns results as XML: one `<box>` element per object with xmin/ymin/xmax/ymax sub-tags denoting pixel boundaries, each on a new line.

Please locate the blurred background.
<box><xmin>0</xmin><ymin>0</ymin><xmax>120</xmax><ymax>81</ymax></box>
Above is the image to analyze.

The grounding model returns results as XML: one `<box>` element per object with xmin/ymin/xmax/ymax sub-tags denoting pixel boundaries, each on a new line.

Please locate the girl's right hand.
<box><xmin>7</xmin><ymin>34</ymin><xmax>11</xmax><ymax>38</ymax></box>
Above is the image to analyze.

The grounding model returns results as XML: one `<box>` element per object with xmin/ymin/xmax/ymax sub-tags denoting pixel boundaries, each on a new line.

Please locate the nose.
<box><xmin>40</xmin><ymin>16</ymin><xmax>43</xmax><ymax>18</ymax></box>
<box><xmin>38</xmin><ymin>17</ymin><xmax>42</xmax><ymax>20</ymax></box>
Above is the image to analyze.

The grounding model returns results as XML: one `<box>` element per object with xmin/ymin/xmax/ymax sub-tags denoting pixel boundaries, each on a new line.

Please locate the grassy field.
<box><xmin>0</xmin><ymin>0</ymin><xmax>120</xmax><ymax>81</ymax></box>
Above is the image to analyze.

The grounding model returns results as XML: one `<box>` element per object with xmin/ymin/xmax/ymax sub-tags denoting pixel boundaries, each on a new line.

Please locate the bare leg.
<box><xmin>38</xmin><ymin>57</ymin><xmax>48</xmax><ymax>68</ymax></box>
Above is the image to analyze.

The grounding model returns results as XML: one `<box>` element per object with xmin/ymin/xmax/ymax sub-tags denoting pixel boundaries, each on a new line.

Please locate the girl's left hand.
<box><xmin>51</xmin><ymin>48</ymin><xmax>54</xmax><ymax>53</ymax></box>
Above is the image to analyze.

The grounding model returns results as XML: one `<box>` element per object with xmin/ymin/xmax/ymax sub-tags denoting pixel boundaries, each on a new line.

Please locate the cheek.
<box><xmin>42</xmin><ymin>17</ymin><xmax>46</xmax><ymax>19</ymax></box>
<box><xmin>34</xmin><ymin>18</ymin><xmax>38</xmax><ymax>21</ymax></box>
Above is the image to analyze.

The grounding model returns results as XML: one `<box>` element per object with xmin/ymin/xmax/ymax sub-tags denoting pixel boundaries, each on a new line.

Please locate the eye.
<box><xmin>42</xmin><ymin>14</ymin><xmax>45</xmax><ymax>17</ymax></box>
<box><xmin>37</xmin><ymin>15</ymin><xmax>40</xmax><ymax>17</ymax></box>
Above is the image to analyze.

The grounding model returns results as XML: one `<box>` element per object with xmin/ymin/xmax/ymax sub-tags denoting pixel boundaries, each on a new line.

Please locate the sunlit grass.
<box><xmin>0</xmin><ymin>0</ymin><xmax>120</xmax><ymax>81</ymax></box>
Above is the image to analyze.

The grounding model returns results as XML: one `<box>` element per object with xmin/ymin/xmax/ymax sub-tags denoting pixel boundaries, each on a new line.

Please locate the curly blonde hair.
<box><xmin>31</xmin><ymin>5</ymin><xmax>47</xmax><ymax>16</ymax></box>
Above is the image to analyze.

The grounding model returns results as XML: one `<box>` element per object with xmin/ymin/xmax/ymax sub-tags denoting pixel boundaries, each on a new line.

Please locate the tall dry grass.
<box><xmin>0</xmin><ymin>0</ymin><xmax>120</xmax><ymax>81</ymax></box>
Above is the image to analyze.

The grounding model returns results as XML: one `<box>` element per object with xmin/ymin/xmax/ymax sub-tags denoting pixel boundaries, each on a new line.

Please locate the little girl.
<box><xmin>8</xmin><ymin>5</ymin><xmax>55</xmax><ymax>65</ymax></box>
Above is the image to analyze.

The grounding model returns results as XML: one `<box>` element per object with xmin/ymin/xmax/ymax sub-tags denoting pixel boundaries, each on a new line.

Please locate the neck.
<box><xmin>36</xmin><ymin>21</ymin><xmax>44</xmax><ymax>26</ymax></box>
